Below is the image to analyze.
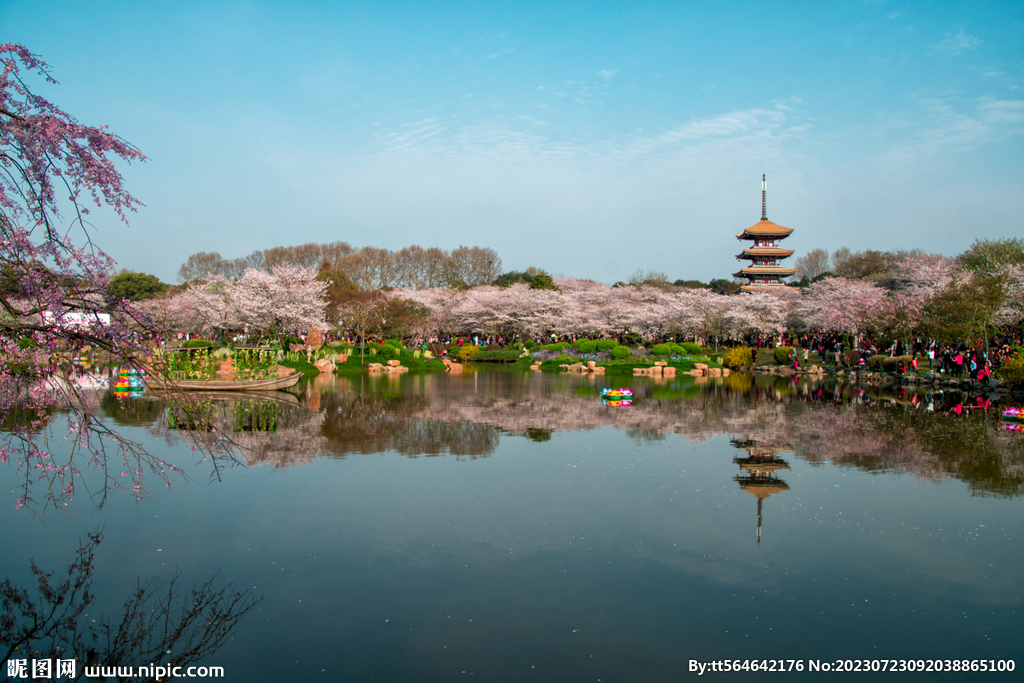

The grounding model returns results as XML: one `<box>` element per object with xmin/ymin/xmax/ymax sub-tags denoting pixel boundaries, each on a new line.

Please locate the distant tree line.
<box><xmin>176</xmin><ymin>242</ymin><xmax>502</xmax><ymax>290</ymax></box>
<box><xmin>792</xmin><ymin>238</ymin><xmax>1024</xmax><ymax>287</ymax></box>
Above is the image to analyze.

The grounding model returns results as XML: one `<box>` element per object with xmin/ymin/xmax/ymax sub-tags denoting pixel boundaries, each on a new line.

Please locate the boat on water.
<box><xmin>1001</xmin><ymin>407</ymin><xmax>1022</xmax><ymax>421</ymax></box>
<box><xmin>602</xmin><ymin>399</ymin><xmax>633</xmax><ymax>407</ymax></box>
<box><xmin>146</xmin><ymin>374</ymin><xmax>301</xmax><ymax>392</ymax></box>
<box><xmin>601</xmin><ymin>388</ymin><xmax>633</xmax><ymax>399</ymax></box>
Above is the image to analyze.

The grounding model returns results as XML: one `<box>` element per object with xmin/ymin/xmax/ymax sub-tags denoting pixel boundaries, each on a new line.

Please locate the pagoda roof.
<box><xmin>734</xmin><ymin>477</ymin><xmax>790</xmax><ymax>499</ymax></box>
<box><xmin>737</xmin><ymin>219</ymin><xmax>793</xmax><ymax>239</ymax></box>
<box><xmin>737</xmin><ymin>247</ymin><xmax>794</xmax><ymax>258</ymax></box>
<box><xmin>734</xmin><ymin>266</ymin><xmax>798</xmax><ymax>276</ymax></box>
<box><xmin>739</xmin><ymin>283</ymin><xmax>795</xmax><ymax>292</ymax></box>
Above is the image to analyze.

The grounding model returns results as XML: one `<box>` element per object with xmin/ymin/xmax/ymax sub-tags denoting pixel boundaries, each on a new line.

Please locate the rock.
<box><xmin>633</xmin><ymin>368</ymin><xmax>644</xmax><ymax>376</ymax></box>
<box><xmin>334</xmin><ymin>353</ymin><xmax>349</xmax><ymax>364</ymax></box>
<box><xmin>722</xmin><ymin>368</ymin><xmax>730</xmax><ymax>376</ymax></box>
<box><xmin>662</xmin><ymin>367</ymin><xmax>676</xmax><ymax>377</ymax></box>
<box><xmin>688</xmin><ymin>369</ymin><xmax>703</xmax><ymax>377</ymax></box>
<box><xmin>592</xmin><ymin>367</ymin><xmax>605</xmax><ymax>375</ymax></box>
<box><xmin>655</xmin><ymin>360</ymin><xmax>668</xmax><ymax>367</ymax></box>
<box><xmin>276</xmin><ymin>366</ymin><xmax>297</xmax><ymax>378</ymax></box>
<box><xmin>313</xmin><ymin>359</ymin><xmax>335</xmax><ymax>374</ymax></box>
<box><xmin>289</xmin><ymin>344</ymin><xmax>307</xmax><ymax>353</ymax></box>
<box><xmin>694</xmin><ymin>363</ymin><xmax>709</xmax><ymax>371</ymax></box>
<box><xmin>650</xmin><ymin>365</ymin><xmax>663</xmax><ymax>376</ymax></box>
<box><xmin>368</xmin><ymin>362</ymin><xmax>384</xmax><ymax>372</ymax></box>
<box><xmin>587</xmin><ymin>361</ymin><xmax>597</xmax><ymax>370</ymax></box>
<box><xmin>708</xmin><ymin>368</ymin><xmax>722</xmax><ymax>377</ymax></box>
<box><xmin>387</xmin><ymin>359</ymin><xmax>401</xmax><ymax>367</ymax></box>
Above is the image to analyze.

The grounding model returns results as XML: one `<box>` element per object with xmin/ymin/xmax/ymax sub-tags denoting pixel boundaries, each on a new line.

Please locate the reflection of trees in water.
<box><xmin>1</xmin><ymin>532</ymin><xmax>258</xmax><ymax>680</ymax></box>
<box><xmin>317</xmin><ymin>392</ymin><xmax>497</xmax><ymax>460</ymax></box>
<box><xmin>143</xmin><ymin>371</ymin><xmax>1024</xmax><ymax>495</ymax></box>
<box><xmin>404</xmin><ymin>373</ymin><xmax>1024</xmax><ymax>496</ymax></box>
<box><xmin>172</xmin><ymin>390</ymin><xmax>500</xmax><ymax>468</ymax></box>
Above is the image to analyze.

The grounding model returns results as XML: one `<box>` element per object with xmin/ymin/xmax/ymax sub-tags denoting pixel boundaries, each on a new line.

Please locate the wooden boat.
<box><xmin>145</xmin><ymin>374</ymin><xmax>301</xmax><ymax>392</ymax></box>
<box><xmin>602</xmin><ymin>398</ymin><xmax>633</xmax><ymax>407</ymax></box>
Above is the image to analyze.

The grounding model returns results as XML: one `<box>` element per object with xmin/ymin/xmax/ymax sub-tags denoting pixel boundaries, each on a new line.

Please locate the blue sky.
<box><xmin>4</xmin><ymin>0</ymin><xmax>1022</xmax><ymax>283</ymax></box>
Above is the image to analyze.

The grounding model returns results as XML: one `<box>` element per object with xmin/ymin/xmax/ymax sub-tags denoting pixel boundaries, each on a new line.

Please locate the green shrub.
<box><xmin>840</xmin><ymin>349</ymin><xmax>861</xmax><ymax>367</ymax></box>
<box><xmin>867</xmin><ymin>355</ymin><xmax>887</xmax><ymax>369</ymax></box>
<box><xmin>669</xmin><ymin>343</ymin><xmax>686</xmax><ymax>355</ymax></box>
<box><xmin>620</xmin><ymin>332</ymin><xmax>644</xmax><ymax>347</ymax></box>
<box><xmin>183</xmin><ymin>339</ymin><xmax>215</xmax><ymax>348</ymax></box>
<box><xmin>524</xmin><ymin>340</ymin><xmax>537</xmax><ymax>349</ymax></box>
<box><xmin>553</xmin><ymin>342</ymin><xmax>570</xmax><ymax>352</ymax></box>
<box><xmin>651</xmin><ymin>343</ymin><xmax>672</xmax><ymax>356</ymax></box>
<box><xmin>774</xmin><ymin>346</ymin><xmax>794</xmax><ymax>364</ymax></box>
<box><xmin>448</xmin><ymin>345</ymin><xmax>461</xmax><ymax>357</ymax></box>
<box><xmin>880</xmin><ymin>355</ymin><xmax>913</xmax><ymax>372</ymax></box>
<box><xmin>681</xmin><ymin>342</ymin><xmax>702</xmax><ymax>354</ymax></box>
<box><xmin>596</xmin><ymin>339</ymin><xmax>618</xmax><ymax>351</ymax></box>
<box><xmin>471</xmin><ymin>348</ymin><xmax>522</xmax><ymax>362</ymax></box>
<box><xmin>384</xmin><ymin>338</ymin><xmax>405</xmax><ymax>350</ymax></box>
<box><xmin>722</xmin><ymin>347</ymin><xmax>754</xmax><ymax>368</ymax></box>
<box><xmin>999</xmin><ymin>355</ymin><xmax>1024</xmax><ymax>384</ymax></box>
<box><xmin>282</xmin><ymin>336</ymin><xmax>303</xmax><ymax>348</ymax></box>
<box><xmin>457</xmin><ymin>345</ymin><xmax>482</xmax><ymax>361</ymax></box>
<box><xmin>610</xmin><ymin>346</ymin><xmax>631</xmax><ymax>359</ymax></box>
<box><xmin>379</xmin><ymin>343</ymin><xmax>401</xmax><ymax>359</ymax></box>
<box><xmin>575</xmin><ymin>339</ymin><xmax>597</xmax><ymax>354</ymax></box>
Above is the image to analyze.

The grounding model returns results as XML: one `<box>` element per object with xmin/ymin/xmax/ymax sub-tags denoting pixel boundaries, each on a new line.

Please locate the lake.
<box><xmin>3</xmin><ymin>367</ymin><xmax>1022</xmax><ymax>681</ymax></box>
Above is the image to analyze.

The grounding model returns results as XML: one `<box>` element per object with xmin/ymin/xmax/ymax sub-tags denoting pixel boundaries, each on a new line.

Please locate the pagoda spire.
<box><xmin>761</xmin><ymin>174</ymin><xmax>767</xmax><ymax>221</ymax></box>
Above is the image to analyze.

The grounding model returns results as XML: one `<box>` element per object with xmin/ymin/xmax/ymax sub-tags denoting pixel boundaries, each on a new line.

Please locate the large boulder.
<box><xmin>313</xmin><ymin>358</ymin><xmax>336</xmax><ymax>374</ymax></box>
<box><xmin>276</xmin><ymin>365</ymin><xmax>297</xmax><ymax>378</ymax></box>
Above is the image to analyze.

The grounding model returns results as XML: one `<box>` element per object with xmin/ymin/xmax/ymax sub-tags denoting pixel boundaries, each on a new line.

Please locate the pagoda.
<box><xmin>731</xmin><ymin>439</ymin><xmax>791</xmax><ymax>543</ymax></box>
<box><xmin>733</xmin><ymin>175</ymin><xmax>797</xmax><ymax>291</ymax></box>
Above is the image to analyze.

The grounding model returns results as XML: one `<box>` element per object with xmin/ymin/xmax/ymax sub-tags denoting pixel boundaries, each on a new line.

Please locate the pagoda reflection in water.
<box><xmin>731</xmin><ymin>439</ymin><xmax>791</xmax><ymax>543</ymax></box>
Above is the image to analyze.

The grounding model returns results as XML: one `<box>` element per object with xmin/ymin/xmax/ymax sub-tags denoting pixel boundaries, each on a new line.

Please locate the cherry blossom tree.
<box><xmin>790</xmin><ymin>277</ymin><xmax>885</xmax><ymax>334</ymax></box>
<box><xmin>225</xmin><ymin>265</ymin><xmax>327</xmax><ymax>337</ymax></box>
<box><xmin>0</xmin><ymin>44</ymin><xmax>185</xmax><ymax>511</ymax></box>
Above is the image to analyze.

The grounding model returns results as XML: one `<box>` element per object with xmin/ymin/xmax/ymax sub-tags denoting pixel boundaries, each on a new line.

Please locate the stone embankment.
<box><xmin>558</xmin><ymin>361</ymin><xmax>606</xmax><ymax>375</ymax></box>
<box><xmin>369</xmin><ymin>359</ymin><xmax>410</xmax><ymax>375</ymax></box>
<box><xmin>441</xmin><ymin>358</ymin><xmax>463</xmax><ymax>373</ymax></box>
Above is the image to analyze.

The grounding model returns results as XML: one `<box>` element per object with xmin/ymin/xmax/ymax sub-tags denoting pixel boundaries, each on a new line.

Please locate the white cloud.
<box><xmin>597</xmin><ymin>69</ymin><xmax>618</xmax><ymax>81</ymax></box>
<box><xmin>930</xmin><ymin>31</ymin><xmax>982</xmax><ymax>55</ymax></box>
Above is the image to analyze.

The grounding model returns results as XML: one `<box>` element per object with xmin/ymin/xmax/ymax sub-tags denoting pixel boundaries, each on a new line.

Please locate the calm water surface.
<box><xmin>3</xmin><ymin>368</ymin><xmax>1022</xmax><ymax>681</ymax></box>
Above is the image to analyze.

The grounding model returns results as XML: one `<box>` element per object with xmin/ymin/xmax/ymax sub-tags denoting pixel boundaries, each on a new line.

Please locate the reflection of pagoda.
<box><xmin>733</xmin><ymin>175</ymin><xmax>797</xmax><ymax>292</ymax></box>
<box><xmin>731</xmin><ymin>439</ymin><xmax>790</xmax><ymax>543</ymax></box>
